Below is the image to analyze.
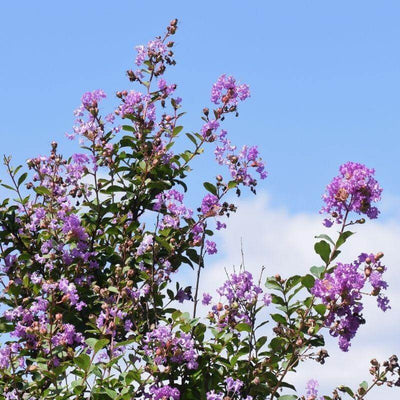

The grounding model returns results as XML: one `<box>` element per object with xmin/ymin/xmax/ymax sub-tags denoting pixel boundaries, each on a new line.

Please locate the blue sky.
<box><xmin>1</xmin><ymin>1</ymin><xmax>399</xmax><ymax>217</ymax></box>
<box><xmin>1</xmin><ymin>2</ymin><xmax>400</xmax><ymax>398</ymax></box>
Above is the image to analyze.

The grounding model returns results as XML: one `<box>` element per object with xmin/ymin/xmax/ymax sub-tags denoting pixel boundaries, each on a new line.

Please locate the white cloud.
<box><xmin>197</xmin><ymin>192</ymin><xmax>400</xmax><ymax>400</ymax></box>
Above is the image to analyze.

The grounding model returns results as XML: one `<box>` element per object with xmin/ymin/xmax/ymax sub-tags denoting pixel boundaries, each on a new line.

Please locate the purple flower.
<box><xmin>176</xmin><ymin>288</ymin><xmax>191</xmax><ymax>303</ymax></box>
<box><xmin>312</xmin><ymin>253</ymin><xmax>389</xmax><ymax>351</ymax></box>
<box><xmin>158</xmin><ymin>78</ymin><xmax>176</xmax><ymax>95</ymax></box>
<box><xmin>205</xmin><ymin>240</ymin><xmax>217</xmax><ymax>255</ymax></box>
<box><xmin>81</xmin><ymin>89</ymin><xmax>106</xmax><ymax>109</ymax></box>
<box><xmin>154</xmin><ymin>190</ymin><xmax>193</xmax><ymax>229</ymax></box>
<box><xmin>143</xmin><ymin>325</ymin><xmax>198</xmax><ymax>370</ymax></box>
<box><xmin>5</xmin><ymin>390</ymin><xmax>18</xmax><ymax>400</ymax></box>
<box><xmin>202</xmin><ymin>293</ymin><xmax>212</xmax><ymax>305</ymax></box>
<box><xmin>201</xmin><ymin>120</ymin><xmax>220</xmax><ymax>139</ymax></box>
<box><xmin>210</xmin><ymin>271</ymin><xmax>267</xmax><ymax>329</ymax></box>
<box><xmin>62</xmin><ymin>214</ymin><xmax>88</xmax><ymax>242</ymax></box>
<box><xmin>206</xmin><ymin>391</ymin><xmax>224</xmax><ymax>400</ymax></box>
<box><xmin>150</xmin><ymin>385</ymin><xmax>180</xmax><ymax>400</ymax></box>
<box><xmin>262</xmin><ymin>293</ymin><xmax>272</xmax><ymax>306</ymax></box>
<box><xmin>225</xmin><ymin>377</ymin><xmax>243</xmax><ymax>393</ymax></box>
<box><xmin>136</xmin><ymin>234</ymin><xmax>153</xmax><ymax>256</ymax></box>
<box><xmin>216</xmin><ymin>221</ymin><xmax>227</xmax><ymax>230</ymax></box>
<box><xmin>377</xmin><ymin>295</ymin><xmax>391</xmax><ymax>311</ymax></box>
<box><xmin>201</xmin><ymin>194</ymin><xmax>220</xmax><ymax>216</ymax></box>
<box><xmin>214</xmin><ymin>131</ymin><xmax>267</xmax><ymax>186</ymax></box>
<box><xmin>135</xmin><ymin>38</ymin><xmax>167</xmax><ymax>67</ymax></box>
<box><xmin>321</xmin><ymin>162</ymin><xmax>382</xmax><ymax>226</ymax></box>
<box><xmin>305</xmin><ymin>379</ymin><xmax>321</xmax><ymax>400</ymax></box>
<box><xmin>211</xmin><ymin>75</ymin><xmax>250</xmax><ymax>106</ymax></box>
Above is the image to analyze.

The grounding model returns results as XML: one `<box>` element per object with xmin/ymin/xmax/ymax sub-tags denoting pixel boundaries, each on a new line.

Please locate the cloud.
<box><xmin>197</xmin><ymin>192</ymin><xmax>400</xmax><ymax>400</ymax></box>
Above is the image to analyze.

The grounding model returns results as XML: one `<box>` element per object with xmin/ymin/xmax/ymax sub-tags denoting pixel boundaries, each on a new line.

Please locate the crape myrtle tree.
<box><xmin>0</xmin><ymin>19</ymin><xmax>398</xmax><ymax>400</ymax></box>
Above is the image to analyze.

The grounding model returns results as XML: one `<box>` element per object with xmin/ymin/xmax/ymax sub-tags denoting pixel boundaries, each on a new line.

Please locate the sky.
<box><xmin>0</xmin><ymin>1</ymin><xmax>399</xmax><ymax>399</ymax></box>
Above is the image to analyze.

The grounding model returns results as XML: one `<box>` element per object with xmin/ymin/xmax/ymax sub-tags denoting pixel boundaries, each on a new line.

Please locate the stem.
<box><xmin>193</xmin><ymin>229</ymin><xmax>206</xmax><ymax>319</ymax></box>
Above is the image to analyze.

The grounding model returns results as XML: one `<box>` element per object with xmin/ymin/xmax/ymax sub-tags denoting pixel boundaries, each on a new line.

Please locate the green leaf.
<box><xmin>256</xmin><ymin>336</ymin><xmax>268</xmax><ymax>350</ymax></box>
<box><xmin>122</xmin><ymin>125</ymin><xmax>135</xmax><ymax>132</ymax></box>
<box><xmin>285</xmin><ymin>275</ymin><xmax>302</xmax><ymax>291</ymax></box>
<box><xmin>173</xmin><ymin>126</ymin><xmax>183</xmax><ymax>136</ymax></box>
<box><xmin>301</xmin><ymin>274</ymin><xmax>315</xmax><ymax>289</ymax></box>
<box><xmin>186</xmin><ymin>133</ymin><xmax>197</xmax><ymax>145</ymax></box>
<box><xmin>34</xmin><ymin>186</ymin><xmax>51</xmax><ymax>196</ymax></box>
<box><xmin>227</xmin><ymin>181</ymin><xmax>237</xmax><ymax>189</ymax></box>
<box><xmin>17</xmin><ymin>172</ymin><xmax>28</xmax><ymax>187</ymax></box>
<box><xmin>108</xmin><ymin>286</ymin><xmax>119</xmax><ymax>294</ymax></box>
<box><xmin>104</xmin><ymin>388</ymin><xmax>118</xmax><ymax>397</ymax></box>
<box><xmin>336</xmin><ymin>231</ymin><xmax>354</xmax><ymax>248</ymax></box>
<box><xmin>235</xmin><ymin>323</ymin><xmax>252</xmax><ymax>332</ymax></box>
<box><xmin>271</xmin><ymin>314</ymin><xmax>287</xmax><ymax>324</ymax></box>
<box><xmin>271</xmin><ymin>294</ymin><xmax>286</xmax><ymax>306</ymax></box>
<box><xmin>155</xmin><ymin>236</ymin><xmax>172</xmax><ymax>252</ymax></box>
<box><xmin>338</xmin><ymin>385</ymin><xmax>355</xmax><ymax>398</ymax></box>
<box><xmin>74</xmin><ymin>354</ymin><xmax>90</xmax><ymax>371</ymax></box>
<box><xmin>86</xmin><ymin>338</ymin><xmax>110</xmax><ymax>354</ymax></box>
<box><xmin>314</xmin><ymin>304</ymin><xmax>327</xmax><ymax>315</ymax></box>
<box><xmin>314</xmin><ymin>240</ymin><xmax>331</xmax><ymax>264</ymax></box>
<box><xmin>359</xmin><ymin>381</ymin><xmax>368</xmax><ymax>391</ymax></box>
<box><xmin>315</xmin><ymin>233</ymin><xmax>335</xmax><ymax>245</ymax></box>
<box><xmin>310</xmin><ymin>266</ymin><xmax>325</xmax><ymax>278</ymax></box>
<box><xmin>203</xmin><ymin>182</ymin><xmax>217</xmax><ymax>196</ymax></box>
<box><xmin>1</xmin><ymin>183</ymin><xmax>16</xmax><ymax>192</ymax></box>
<box><xmin>278</xmin><ymin>396</ymin><xmax>297</xmax><ymax>400</ymax></box>
<box><xmin>265</xmin><ymin>278</ymin><xmax>282</xmax><ymax>291</ymax></box>
<box><xmin>269</xmin><ymin>337</ymin><xmax>286</xmax><ymax>351</ymax></box>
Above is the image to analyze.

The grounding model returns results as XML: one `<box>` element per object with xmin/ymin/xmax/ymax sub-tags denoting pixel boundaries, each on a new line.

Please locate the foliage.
<box><xmin>0</xmin><ymin>20</ymin><xmax>398</xmax><ymax>400</ymax></box>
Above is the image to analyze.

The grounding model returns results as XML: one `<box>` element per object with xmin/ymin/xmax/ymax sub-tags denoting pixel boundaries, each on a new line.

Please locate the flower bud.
<box><xmin>252</xmin><ymin>377</ymin><xmax>260</xmax><ymax>385</ymax></box>
<box><xmin>55</xmin><ymin>313</ymin><xmax>63</xmax><ymax>321</ymax></box>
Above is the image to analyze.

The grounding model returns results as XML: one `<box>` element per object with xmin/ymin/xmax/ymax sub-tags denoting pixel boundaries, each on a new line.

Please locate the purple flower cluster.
<box><xmin>305</xmin><ymin>379</ymin><xmax>324</xmax><ymax>400</ymax></box>
<box><xmin>211</xmin><ymin>75</ymin><xmax>250</xmax><ymax>106</ymax></box>
<box><xmin>130</xmin><ymin>28</ymin><xmax>179</xmax><ymax>85</ymax></box>
<box><xmin>143</xmin><ymin>325</ymin><xmax>198</xmax><ymax>370</ymax></box>
<box><xmin>81</xmin><ymin>89</ymin><xmax>106</xmax><ymax>109</ymax></box>
<box><xmin>205</xmin><ymin>240</ymin><xmax>217</xmax><ymax>255</ymax></box>
<box><xmin>23</xmin><ymin>148</ymin><xmax>98</xmax><ymax>275</ymax></box>
<box><xmin>201</xmin><ymin>120</ymin><xmax>220</xmax><ymax>140</ymax></box>
<box><xmin>116</xmin><ymin>90</ymin><xmax>156</xmax><ymax>123</ymax></box>
<box><xmin>201</xmin><ymin>194</ymin><xmax>220</xmax><ymax>216</ymax></box>
<box><xmin>135</xmin><ymin>38</ymin><xmax>167</xmax><ymax>67</ymax></box>
<box><xmin>154</xmin><ymin>189</ymin><xmax>193</xmax><ymax>229</ymax></box>
<box><xmin>96</xmin><ymin>305</ymin><xmax>129</xmax><ymax>336</ymax></box>
<box><xmin>321</xmin><ymin>162</ymin><xmax>382</xmax><ymax>226</ymax></box>
<box><xmin>206</xmin><ymin>377</ymin><xmax>252</xmax><ymax>400</ymax></box>
<box><xmin>4</xmin><ymin>390</ymin><xmax>19</xmax><ymax>400</ymax></box>
<box><xmin>0</xmin><ymin>343</ymin><xmax>23</xmax><ymax>370</ymax></box>
<box><xmin>3</xmin><ymin>275</ymin><xmax>86</xmax><ymax>352</ymax></box>
<box><xmin>68</xmin><ymin>89</ymin><xmax>115</xmax><ymax>143</ymax></box>
<box><xmin>58</xmin><ymin>278</ymin><xmax>86</xmax><ymax>311</ymax></box>
<box><xmin>158</xmin><ymin>78</ymin><xmax>176</xmax><ymax>95</ymax></box>
<box><xmin>150</xmin><ymin>385</ymin><xmax>180</xmax><ymax>400</ymax></box>
<box><xmin>312</xmin><ymin>253</ymin><xmax>389</xmax><ymax>351</ymax></box>
<box><xmin>136</xmin><ymin>234</ymin><xmax>154</xmax><ymax>256</ymax></box>
<box><xmin>51</xmin><ymin>323</ymin><xmax>84</xmax><ymax>347</ymax></box>
<box><xmin>215</xmin><ymin>131</ymin><xmax>267</xmax><ymax>186</ymax></box>
<box><xmin>208</xmin><ymin>271</ymin><xmax>271</xmax><ymax>329</ymax></box>
<box><xmin>202</xmin><ymin>292</ymin><xmax>213</xmax><ymax>305</ymax></box>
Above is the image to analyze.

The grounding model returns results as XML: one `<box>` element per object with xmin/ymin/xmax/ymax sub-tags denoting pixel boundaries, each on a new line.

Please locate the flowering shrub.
<box><xmin>0</xmin><ymin>19</ymin><xmax>398</xmax><ymax>400</ymax></box>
